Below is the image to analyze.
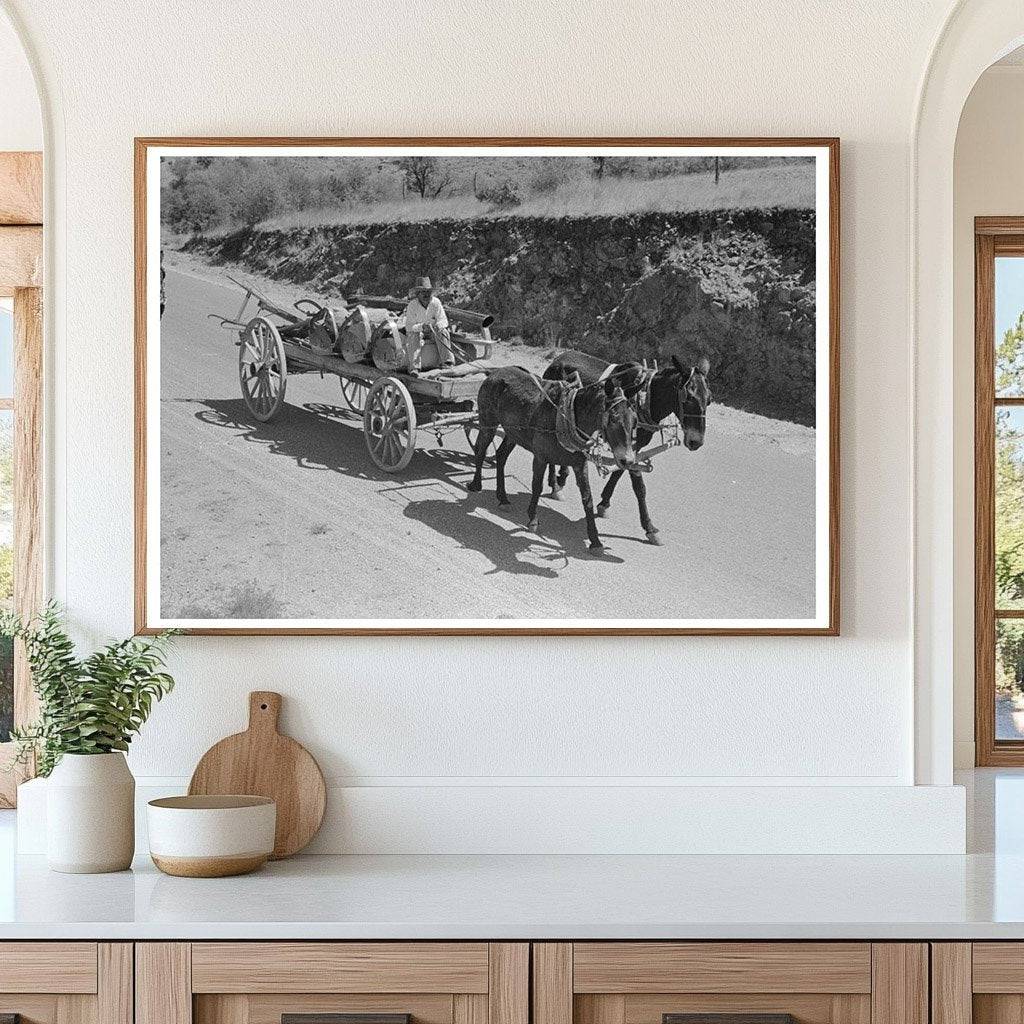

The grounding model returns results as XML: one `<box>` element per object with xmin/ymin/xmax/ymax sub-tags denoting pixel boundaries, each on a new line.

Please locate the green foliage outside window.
<box><xmin>0</xmin><ymin>547</ymin><xmax>12</xmax><ymax>605</ymax></box>
<box><xmin>995</xmin><ymin>313</ymin><xmax>1024</xmax><ymax>694</ymax></box>
<box><xmin>0</xmin><ymin>633</ymin><xmax>11</xmax><ymax>743</ymax></box>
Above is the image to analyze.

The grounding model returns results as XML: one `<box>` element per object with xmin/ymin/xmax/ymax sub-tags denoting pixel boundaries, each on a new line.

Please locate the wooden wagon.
<box><xmin>213</xmin><ymin>275</ymin><xmax>677</xmax><ymax>475</ymax></box>
<box><xmin>214</xmin><ymin>276</ymin><xmax>493</xmax><ymax>473</ymax></box>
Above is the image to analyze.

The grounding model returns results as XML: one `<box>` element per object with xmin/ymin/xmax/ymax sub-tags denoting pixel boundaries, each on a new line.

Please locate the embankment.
<box><xmin>183</xmin><ymin>208</ymin><xmax>817</xmax><ymax>423</ymax></box>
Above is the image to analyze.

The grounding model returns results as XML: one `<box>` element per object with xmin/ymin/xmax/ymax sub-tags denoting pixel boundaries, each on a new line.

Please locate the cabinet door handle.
<box><xmin>664</xmin><ymin>1016</ymin><xmax>796</xmax><ymax>1024</ymax></box>
<box><xmin>283</xmin><ymin>1015</ymin><xmax>411</xmax><ymax>1024</ymax></box>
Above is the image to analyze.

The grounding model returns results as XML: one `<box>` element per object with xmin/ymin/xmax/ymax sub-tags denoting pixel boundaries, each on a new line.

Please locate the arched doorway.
<box><xmin>914</xmin><ymin>0</ymin><xmax>1024</xmax><ymax>785</ymax></box>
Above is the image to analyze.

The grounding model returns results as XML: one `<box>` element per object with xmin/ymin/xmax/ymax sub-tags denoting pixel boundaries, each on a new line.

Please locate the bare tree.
<box><xmin>714</xmin><ymin>156</ymin><xmax>721</xmax><ymax>185</ymax></box>
<box><xmin>394</xmin><ymin>157</ymin><xmax>453</xmax><ymax>199</ymax></box>
<box><xmin>591</xmin><ymin>156</ymin><xmax>607</xmax><ymax>180</ymax></box>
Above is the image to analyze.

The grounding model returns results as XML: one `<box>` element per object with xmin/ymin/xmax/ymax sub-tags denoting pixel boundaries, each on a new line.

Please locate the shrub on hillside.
<box><xmin>234</xmin><ymin>176</ymin><xmax>281</xmax><ymax>227</ymax></box>
<box><xmin>527</xmin><ymin>158</ymin><xmax>569</xmax><ymax>194</ymax></box>
<box><xmin>162</xmin><ymin>176</ymin><xmax>228</xmax><ymax>234</ymax></box>
<box><xmin>476</xmin><ymin>178</ymin><xmax>522</xmax><ymax>210</ymax></box>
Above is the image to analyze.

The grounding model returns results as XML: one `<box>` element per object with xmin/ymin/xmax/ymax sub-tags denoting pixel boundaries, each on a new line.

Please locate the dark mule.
<box><xmin>544</xmin><ymin>349</ymin><xmax>712</xmax><ymax>544</ymax></box>
<box><xmin>542</xmin><ymin>356</ymin><xmax>646</xmax><ymax>498</ymax></box>
<box><xmin>467</xmin><ymin>366</ymin><xmax>636</xmax><ymax>552</ymax></box>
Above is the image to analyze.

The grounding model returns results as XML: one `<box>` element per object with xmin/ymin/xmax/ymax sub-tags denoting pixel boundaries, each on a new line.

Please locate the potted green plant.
<box><xmin>2</xmin><ymin>603</ymin><xmax>177</xmax><ymax>873</ymax></box>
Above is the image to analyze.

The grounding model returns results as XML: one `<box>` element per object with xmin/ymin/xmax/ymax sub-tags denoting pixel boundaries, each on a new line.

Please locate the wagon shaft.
<box><xmin>226</xmin><ymin>274</ymin><xmax>303</xmax><ymax>326</ymax></box>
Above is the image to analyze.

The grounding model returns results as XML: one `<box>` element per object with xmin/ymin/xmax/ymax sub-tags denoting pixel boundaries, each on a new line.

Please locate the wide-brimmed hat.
<box><xmin>410</xmin><ymin>276</ymin><xmax>433</xmax><ymax>293</ymax></box>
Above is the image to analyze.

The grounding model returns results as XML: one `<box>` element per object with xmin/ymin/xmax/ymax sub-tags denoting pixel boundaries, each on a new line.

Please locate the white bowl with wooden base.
<box><xmin>147</xmin><ymin>795</ymin><xmax>276</xmax><ymax>877</ymax></box>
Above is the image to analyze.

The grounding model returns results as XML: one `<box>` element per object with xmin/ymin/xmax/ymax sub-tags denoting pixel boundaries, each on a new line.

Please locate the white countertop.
<box><xmin>1</xmin><ymin>770</ymin><xmax>1022</xmax><ymax>941</ymax></box>
<box><xmin>2</xmin><ymin>849</ymin><xmax>1024</xmax><ymax>940</ymax></box>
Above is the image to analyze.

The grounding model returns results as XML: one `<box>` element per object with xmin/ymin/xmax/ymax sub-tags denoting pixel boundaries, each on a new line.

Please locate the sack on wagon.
<box><xmin>348</xmin><ymin>278</ymin><xmax>496</xmax><ymax>374</ymax></box>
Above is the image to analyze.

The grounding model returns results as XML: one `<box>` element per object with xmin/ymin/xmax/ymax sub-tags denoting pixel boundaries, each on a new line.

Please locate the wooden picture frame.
<box><xmin>135</xmin><ymin>137</ymin><xmax>840</xmax><ymax>637</ymax></box>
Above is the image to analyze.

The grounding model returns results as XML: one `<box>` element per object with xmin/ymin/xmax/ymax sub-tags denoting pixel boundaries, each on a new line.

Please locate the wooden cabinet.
<box><xmin>0</xmin><ymin>938</ymin><xmax>943</xmax><ymax>1024</ymax></box>
<box><xmin>532</xmin><ymin>944</ymin><xmax>928</xmax><ymax>1024</ymax></box>
<box><xmin>0</xmin><ymin>943</ymin><xmax>132</xmax><ymax>1024</ymax></box>
<box><xmin>136</xmin><ymin>943</ymin><xmax>528</xmax><ymax>1024</ymax></box>
<box><xmin>931</xmin><ymin>943</ymin><xmax>1024</xmax><ymax>1024</ymax></box>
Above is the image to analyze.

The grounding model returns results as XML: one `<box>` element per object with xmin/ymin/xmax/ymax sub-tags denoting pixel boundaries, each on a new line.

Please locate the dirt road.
<box><xmin>158</xmin><ymin>259</ymin><xmax>817</xmax><ymax>622</ymax></box>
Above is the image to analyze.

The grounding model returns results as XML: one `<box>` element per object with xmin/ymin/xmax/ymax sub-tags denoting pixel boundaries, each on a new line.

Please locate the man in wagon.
<box><xmin>404</xmin><ymin>275</ymin><xmax>455</xmax><ymax>370</ymax></box>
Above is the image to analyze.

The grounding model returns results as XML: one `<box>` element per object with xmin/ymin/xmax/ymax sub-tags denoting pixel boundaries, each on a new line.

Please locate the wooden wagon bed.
<box><xmin>282</xmin><ymin>342</ymin><xmax>486</xmax><ymax>402</ymax></box>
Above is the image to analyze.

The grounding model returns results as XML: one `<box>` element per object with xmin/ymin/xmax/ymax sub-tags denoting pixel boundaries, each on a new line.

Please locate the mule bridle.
<box><xmin>680</xmin><ymin>366</ymin><xmax>710</xmax><ymax>424</ymax></box>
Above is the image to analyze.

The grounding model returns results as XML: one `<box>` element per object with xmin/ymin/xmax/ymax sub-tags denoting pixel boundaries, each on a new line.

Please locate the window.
<box><xmin>0</xmin><ymin>151</ymin><xmax>43</xmax><ymax>805</ymax></box>
<box><xmin>975</xmin><ymin>220</ymin><xmax>1024</xmax><ymax>764</ymax></box>
<box><xmin>0</xmin><ymin>289</ymin><xmax>40</xmax><ymax>806</ymax></box>
<box><xmin>0</xmin><ymin>300</ymin><xmax>11</xmax><ymax>745</ymax></box>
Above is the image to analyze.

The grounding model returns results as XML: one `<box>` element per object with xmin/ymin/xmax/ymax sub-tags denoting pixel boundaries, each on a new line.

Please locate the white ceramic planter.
<box><xmin>46</xmin><ymin>752</ymin><xmax>135</xmax><ymax>873</ymax></box>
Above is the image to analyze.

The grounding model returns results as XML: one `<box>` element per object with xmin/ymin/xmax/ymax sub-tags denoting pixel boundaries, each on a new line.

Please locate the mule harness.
<box><xmin>634</xmin><ymin>369</ymin><xmax>660</xmax><ymax>431</ymax></box>
<box><xmin>485</xmin><ymin>364</ymin><xmax>633</xmax><ymax>474</ymax></box>
<box><xmin>554</xmin><ymin>380</ymin><xmax>602</xmax><ymax>455</ymax></box>
<box><xmin>519</xmin><ymin>368</ymin><xmax>625</xmax><ymax>473</ymax></box>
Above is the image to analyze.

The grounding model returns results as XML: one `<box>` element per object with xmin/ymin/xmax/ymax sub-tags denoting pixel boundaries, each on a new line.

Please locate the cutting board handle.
<box><xmin>248</xmin><ymin>691</ymin><xmax>282</xmax><ymax>734</ymax></box>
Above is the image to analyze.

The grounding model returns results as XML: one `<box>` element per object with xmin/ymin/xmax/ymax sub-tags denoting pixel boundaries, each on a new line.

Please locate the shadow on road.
<box><xmin>194</xmin><ymin>397</ymin><xmax>424</xmax><ymax>482</ymax></box>
<box><xmin>190</xmin><ymin>397</ymin><xmax>628</xmax><ymax>575</ymax></box>
<box><xmin>403</xmin><ymin>489</ymin><xmax>626</xmax><ymax>578</ymax></box>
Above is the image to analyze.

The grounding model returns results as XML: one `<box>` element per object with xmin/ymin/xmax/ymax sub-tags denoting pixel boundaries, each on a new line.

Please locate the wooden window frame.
<box><xmin>0</xmin><ymin>151</ymin><xmax>43</xmax><ymax>806</ymax></box>
<box><xmin>975</xmin><ymin>217</ymin><xmax>1024</xmax><ymax>765</ymax></box>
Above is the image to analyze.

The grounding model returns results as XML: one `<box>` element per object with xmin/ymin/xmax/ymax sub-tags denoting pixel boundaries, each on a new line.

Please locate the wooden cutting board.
<box><xmin>188</xmin><ymin>691</ymin><xmax>326</xmax><ymax>859</ymax></box>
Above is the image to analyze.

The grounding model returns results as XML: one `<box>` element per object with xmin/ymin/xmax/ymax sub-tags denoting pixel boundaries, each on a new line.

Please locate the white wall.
<box><xmin>0</xmin><ymin>0</ymin><xmax>973</xmax><ymax>851</ymax></box>
<box><xmin>0</xmin><ymin>7</ymin><xmax>40</xmax><ymax>151</ymax></box>
<box><xmin>952</xmin><ymin>65</ymin><xmax>1024</xmax><ymax>767</ymax></box>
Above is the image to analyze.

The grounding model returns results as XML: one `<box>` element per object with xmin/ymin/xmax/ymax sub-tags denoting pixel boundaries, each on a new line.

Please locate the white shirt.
<box><xmin>404</xmin><ymin>295</ymin><xmax>449</xmax><ymax>333</ymax></box>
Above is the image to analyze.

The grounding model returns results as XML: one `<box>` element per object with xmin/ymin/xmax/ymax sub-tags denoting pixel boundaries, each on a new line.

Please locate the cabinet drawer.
<box><xmin>140</xmin><ymin>942</ymin><xmax>528</xmax><ymax>1024</ymax></box>
<box><xmin>934</xmin><ymin>942</ymin><xmax>1024</xmax><ymax>1024</ymax></box>
<box><xmin>0</xmin><ymin>943</ymin><xmax>130</xmax><ymax>1024</ymax></box>
<box><xmin>973</xmin><ymin>943</ymin><xmax>1024</xmax><ymax>992</ymax></box>
<box><xmin>0</xmin><ymin>942</ymin><xmax>98</xmax><ymax>993</ymax></box>
<box><xmin>191</xmin><ymin>943</ymin><xmax>490</xmax><ymax>993</ymax></box>
<box><xmin>572</xmin><ymin>944</ymin><xmax>872</xmax><ymax>994</ymax></box>
<box><xmin>534</xmin><ymin>943</ymin><xmax>925</xmax><ymax>1024</ymax></box>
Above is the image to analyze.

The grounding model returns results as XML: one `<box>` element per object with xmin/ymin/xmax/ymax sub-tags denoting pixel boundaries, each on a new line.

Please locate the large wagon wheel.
<box><xmin>239</xmin><ymin>316</ymin><xmax>287</xmax><ymax>422</ymax></box>
<box><xmin>339</xmin><ymin>376</ymin><xmax>369</xmax><ymax>414</ymax></box>
<box><xmin>364</xmin><ymin>377</ymin><xmax>417</xmax><ymax>472</ymax></box>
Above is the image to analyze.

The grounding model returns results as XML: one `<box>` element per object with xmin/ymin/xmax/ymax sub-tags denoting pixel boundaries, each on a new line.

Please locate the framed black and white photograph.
<box><xmin>135</xmin><ymin>137</ymin><xmax>839</xmax><ymax>636</ymax></box>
